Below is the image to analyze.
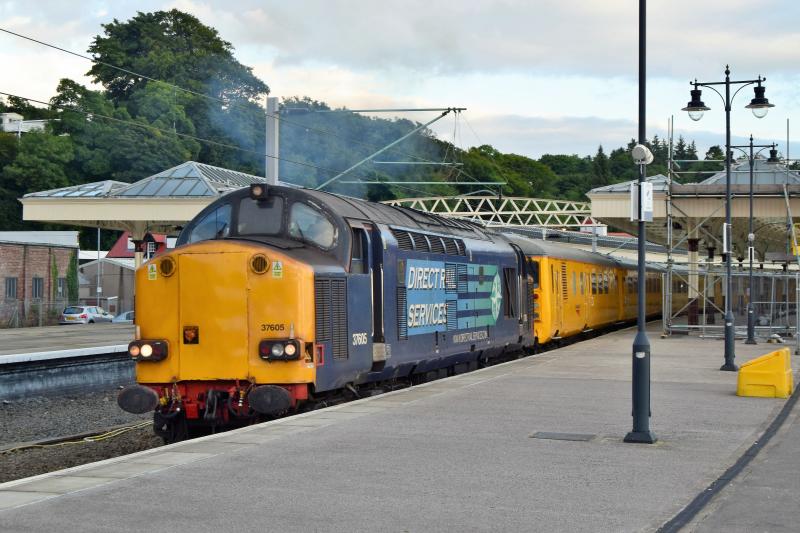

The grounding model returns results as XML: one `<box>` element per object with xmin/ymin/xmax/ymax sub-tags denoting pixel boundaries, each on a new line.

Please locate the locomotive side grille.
<box><xmin>391</xmin><ymin>228</ymin><xmax>466</xmax><ymax>257</ymax></box>
<box><xmin>456</xmin><ymin>264</ymin><xmax>468</xmax><ymax>293</ymax></box>
<box><xmin>446</xmin><ymin>299</ymin><xmax>458</xmax><ymax>330</ymax></box>
<box><xmin>315</xmin><ymin>278</ymin><xmax>332</xmax><ymax>342</ymax></box>
<box><xmin>411</xmin><ymin>232</ymin><xmax>430</xmax><ymax>252</ymax></box>
<box><xmin>392</xmin><ymin>229</ymin><xmax>413</xmax><ymax>251</ymax></box>
<box><xmin>445</xmin><ymin>263</ymin><xmax>458</xmax><ymax>293</ymax></box>
<box><xmin>443</xmin><ymin>237</ymin><xmax>459</xmax><ymax>255</ymax></box>
<box><xmin>397</xmin><ymin>286</ymin><xmax>408</xmax><ymax>340</ymax></box>
<box><xmin>429</xmin><ymin>235</ymin><xmax>446</xmax><ymax>254</ymax></box>
<box><xmin>561</xmin><ymin>263</ymin><xmax>568</xmax><ymax>300</ymax></box>
<box><xmin>331</xmin><ymin>278</ymin><xmax>348</xmax><ymax>360</ymax></box>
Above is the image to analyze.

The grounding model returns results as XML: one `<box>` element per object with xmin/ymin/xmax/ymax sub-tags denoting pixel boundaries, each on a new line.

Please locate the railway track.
<box><xmin>0</xmin><ymin>320</ymin><xmax>640</xmax><ymax>483</ymax></box>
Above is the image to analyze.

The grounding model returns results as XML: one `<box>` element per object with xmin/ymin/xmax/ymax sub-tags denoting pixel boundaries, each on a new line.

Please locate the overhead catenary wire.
<box><xmin>0</xmin><ymin>26</ymin><xmax>443</xmax><ymax>167</ymax></box>
<box><xmin>0</xmin><ymin>90</ymin><xmax>348</xmax><ymax>177</ymax></box>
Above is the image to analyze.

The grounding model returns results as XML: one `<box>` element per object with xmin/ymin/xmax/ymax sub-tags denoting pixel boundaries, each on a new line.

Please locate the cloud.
<box><xmin>164</xmin><ymin>0</ymin><xmax>800</xmax><ymax>78</ymax></box>
<box><xmin>2</xmin><ymin>0</ymin><xmax>798</xmax><ymax>160</ymax></box>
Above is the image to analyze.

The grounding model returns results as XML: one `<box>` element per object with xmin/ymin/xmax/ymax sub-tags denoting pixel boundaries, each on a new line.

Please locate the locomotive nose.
<box><xmin>177</xmin><ymin>251</ymin><xmax>250</xmax><ymax>380</ymax></box>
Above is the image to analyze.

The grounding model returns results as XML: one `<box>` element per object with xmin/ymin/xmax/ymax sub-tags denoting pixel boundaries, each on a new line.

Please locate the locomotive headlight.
<box><xmin>271</xmin><ymin>343</ymin><xmax>285</xmax><ymax>357</ymax></box>
<box><xmin>128</xmin><ymin>340</ymin><xmax>168</xmax><ymax>361</ymax></box>
<box><xmin>284</xmin><ymin>343</ymin><xmax>297</xmax><ymax>357</ymax></box>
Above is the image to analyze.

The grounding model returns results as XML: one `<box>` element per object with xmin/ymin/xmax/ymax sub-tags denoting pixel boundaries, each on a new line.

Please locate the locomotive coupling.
<box><xmin>247</xmin><ymin>385</ymin><xmax>291</xmax><ymax>415</ymax></box>
<box><xmin>118</xmin><ymin>385</ymin><xmax>160</xmax><ymax>414</ymax></box>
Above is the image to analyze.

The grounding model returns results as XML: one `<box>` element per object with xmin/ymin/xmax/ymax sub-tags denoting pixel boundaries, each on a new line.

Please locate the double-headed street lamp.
<box><xmin>730</xmin><ymin>136</ymin><xmax>780</xmax><ymax>345</ymax></box>
<box><xmin>682</xmin><ymin>66</ymin><xmax>775</xmax><ymax>371</ymax></box>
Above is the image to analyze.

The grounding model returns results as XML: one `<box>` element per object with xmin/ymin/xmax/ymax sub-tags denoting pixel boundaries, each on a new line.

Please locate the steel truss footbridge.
<box><xmin>382</xmin><ymin>195</ymin><xmax>596</xmax><ymax>229</ymax></box>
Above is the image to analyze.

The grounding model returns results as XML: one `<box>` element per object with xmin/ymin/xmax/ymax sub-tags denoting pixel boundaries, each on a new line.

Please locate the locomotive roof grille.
<box><xmin>390</xmin><ymin>228</ymin><xmax>466</xmax><ymax>256</ymax></box>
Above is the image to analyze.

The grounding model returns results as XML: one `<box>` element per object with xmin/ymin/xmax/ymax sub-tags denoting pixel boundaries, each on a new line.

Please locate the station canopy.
<box><xmin>588</xmin><ymin>159</ymin><xmax>800</xmax><ymax>264</ymax></box>
<box><xmin>22</xmin><ymin>161</ymin><xmax>267</xmax><ymax>266</ymax></box>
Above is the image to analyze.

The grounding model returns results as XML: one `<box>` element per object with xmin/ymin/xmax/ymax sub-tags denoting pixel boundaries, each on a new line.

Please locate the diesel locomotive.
<box><xmin>118</xmin><ymin>184</ymin><xmax>663</xmax><ymax>441</ymax></box>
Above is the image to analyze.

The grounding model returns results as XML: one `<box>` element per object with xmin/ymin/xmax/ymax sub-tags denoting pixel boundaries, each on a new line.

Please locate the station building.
<box><xmin>0</xmin><ymin>231</ymin><xmax>79</xmax><ymax>327</ymax></box>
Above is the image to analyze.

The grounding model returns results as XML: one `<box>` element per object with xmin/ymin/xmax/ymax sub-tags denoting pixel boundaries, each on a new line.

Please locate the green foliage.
<box><xmin>592</xmin><ymin>145</ymin><xmax>609</xmax><ymax>186</ymax></box>
<box><xmin>0</xmin><ymin>96</ymin><xmax>55</xmax><ymax>120</ymax></box>
<box><xmin>0</xmin><ymin>132</ymin><xmax>18</xmax><ymax>169</ymax></box>
<box><xmin>2</xmin><ymin>131</ymin><xmax>73</xmax><ymax>192</ymax></box>
<box><xmin>705</xmin><ymin>145</ymin><xmax>725</xmax><ymax>160</ymax></box>
<box><xmin>50</xmin><ymin>254</ymin><xmax>58</xmax><ymax>299</ymax></box>
<box><xmin>0</xmin><ymin>8</ymin><xmax>726</xmax><ymax>230</ymax></box>
<box><xmin>66</xmin><ymin>251</ymin><xmax>79</xmax><ymax>302</ymax></box>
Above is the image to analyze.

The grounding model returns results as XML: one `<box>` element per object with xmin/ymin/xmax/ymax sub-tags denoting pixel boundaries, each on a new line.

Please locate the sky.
<box><xmin>1</xmin><ymin>0</ymin><xmax>799</xmax><ymax>159</ymax></box>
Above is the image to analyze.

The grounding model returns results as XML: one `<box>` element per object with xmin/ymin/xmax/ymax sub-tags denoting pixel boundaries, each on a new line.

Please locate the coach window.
<box><xmin>572</xmin><ymin>271</ymin><xmax>577</xmax><ymax>296</ymax></box>
<box><xmin>289</xmin><ymin>202</ymin><xmax>337</xmax><ymax>250</ymax></box>
<box><xmin>189</xmin><ymin>203</ymin><xmax>232</xmax><ymax>243</ymax></box>
<box><xmin>591</xmin><ymin>272</ymin><xmax>597</xmax><ymax>295</ymax></box>
<box><xmin>580</xmin><ymin>272</ymin><xmax>585</xmax><ymax>295</ymax></box>
<box><xmin>237</xmin><ymin>196</ymin><xmax>283</xmax><ymax>236</ymax></box>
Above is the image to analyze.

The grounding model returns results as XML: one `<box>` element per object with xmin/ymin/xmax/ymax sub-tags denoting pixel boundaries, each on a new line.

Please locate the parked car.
<box><xmin>112</xmin><ymin>310</ymin><xmax>135</xmax><ymax>324</ymax></box>
<box><xmin>59</xmin><ymin>306</ymin><xmax>114</xmax><ymax>325</ymax></box>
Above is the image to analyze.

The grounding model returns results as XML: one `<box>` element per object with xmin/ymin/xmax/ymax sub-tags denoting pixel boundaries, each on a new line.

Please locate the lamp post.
<box><xmin>682</xmin><ymin>66</ymin><xmax>775</xmax><ymax>371</ymax></box>
<box><xmin>624</xmin><ymin>0</ymin><xmax>656</xmax><ymax>444</ymax></box>
<box><xmin>730</xmin><ymin>137</ymin><xmax>779</xmax><ymax>345</ymax></box>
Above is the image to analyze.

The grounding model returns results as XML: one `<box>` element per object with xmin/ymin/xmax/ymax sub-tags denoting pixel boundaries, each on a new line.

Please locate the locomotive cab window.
<box><xmin>527</xmin><ymin>259</ymin><xmax>539</xmax><ymax>289</ymax></box>
<box><xmin>350</xmin><ymin>227</ymin><xmax>369</xmax><ymax>274</ymax></box>
<box><xmin>289</xmin><ymin>202</ymin><xmax>337</xmax><ymax>250</ymax></box>
<box><xmin>502</xmin><ymin>267</ymin><xmax>517</xmax><ymax>318</ymax></box>
<box><xmin>189</xmin><ymin>203</ymin><xmax>231</xmax><ymax>243</ymax></box>
<box><xmin>237</xmin><ymin>196</ymin><xmax>284</xmax><ymax>236</ymax></box>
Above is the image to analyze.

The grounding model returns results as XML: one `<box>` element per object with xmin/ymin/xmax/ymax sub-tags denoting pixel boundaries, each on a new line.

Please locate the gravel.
<box><xmin>0</xmin><ymin>387</ymin><xmax>162</xmax><ymax>483</ymax></box>
<box><xmin>0</xmin><ymin>388</ymin><xmax>151</xmax><ymax>447</ymax></box>
<box><xmin>0</xmin><ymin>429</ymin><xmax>162</xmax><ymax>483</ymax></box>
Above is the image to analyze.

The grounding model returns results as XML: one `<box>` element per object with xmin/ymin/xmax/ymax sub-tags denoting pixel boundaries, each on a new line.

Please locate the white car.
<box><xmin>112</xmin><ymin>310</ymin><xmax>135</xmax><ymax>324</ymax></box>
<box><xmin>59</xmin><ymin>306</ymin><xmax>114</xmax><ymax>325</ymax></box>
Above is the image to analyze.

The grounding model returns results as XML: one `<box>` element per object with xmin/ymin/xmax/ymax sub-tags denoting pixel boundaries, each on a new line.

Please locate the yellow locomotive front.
<box><xmin>118</xmin><ymin>185</ymin><xmax>334</xmax><ymax>441</ymax></box>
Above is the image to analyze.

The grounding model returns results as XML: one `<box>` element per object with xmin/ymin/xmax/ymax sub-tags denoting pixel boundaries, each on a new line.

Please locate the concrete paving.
<box><xmin>0</xmin><ymin>323</ymin><xmax>796</xmax><ymax>532</ymax></box>
<box><xmin>0</xmin><ymin>324</ymin><xmax>133</xmax><ymax>361</ymax></box>
<box><xmin>688</xmin><ymin>391</ymin><xmax>800</xmax><ymax>533</ymax></box>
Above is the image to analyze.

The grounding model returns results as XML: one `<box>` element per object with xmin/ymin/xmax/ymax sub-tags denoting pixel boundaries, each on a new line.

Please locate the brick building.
<box><xmin>0</xmin><ymin>231</ymin><xmax>79</xmax><ymax>327</ymax></box>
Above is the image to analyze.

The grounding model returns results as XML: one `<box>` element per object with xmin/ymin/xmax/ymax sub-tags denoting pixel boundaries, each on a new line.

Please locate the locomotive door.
<box><xmin>346</xmin><ymin>225</ymin><xmax>375</xmax><ymax>374</ymax></box>
<box><xmin>510</xmin><ymin>244</ymin><xmax>530</xmax><ymax>334</ymax></box>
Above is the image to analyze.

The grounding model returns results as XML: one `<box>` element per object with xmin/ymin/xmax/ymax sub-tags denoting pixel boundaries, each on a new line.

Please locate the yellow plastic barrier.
<box><xmin>737</xmin><ymin>348</ymin><xmax>794</xmax><ymax>399</ymax></box>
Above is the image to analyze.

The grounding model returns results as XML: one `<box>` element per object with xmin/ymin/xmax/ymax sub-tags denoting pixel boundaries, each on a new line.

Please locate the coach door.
<box><xmin>552</xmin><ymin>263</ymin><xmax>563</xmax><ymax>336</ymax></box>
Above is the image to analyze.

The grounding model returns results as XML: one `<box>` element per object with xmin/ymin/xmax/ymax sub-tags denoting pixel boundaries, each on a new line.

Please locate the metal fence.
<box><xmin>0</xmin><ymin>299</ymin><xmax>74</xmax><ymax>328</ymax></box>
<box><xmin>663</xmin><ymin>266</ymin><xmax>800</xmax><ymax>352</ymax></box>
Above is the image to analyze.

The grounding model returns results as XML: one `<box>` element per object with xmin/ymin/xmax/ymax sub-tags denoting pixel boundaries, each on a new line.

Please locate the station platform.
<box><xmin>0</xmin><ymin>324</ymin><xmax>133</xmax><ymax>364</ymax></box>
<box><xmin>0</xmin><ymin>323</ymin><xmax>797</xmax><ymax>532</ymax></box>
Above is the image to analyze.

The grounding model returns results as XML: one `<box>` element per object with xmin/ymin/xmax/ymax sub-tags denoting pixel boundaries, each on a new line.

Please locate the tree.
<box><xmin>687</xmin><ymin>141</ymin><xmax>698</xmax><ymax>160</ymax></box>
<box><xmin>87</xmin><ymin>10</ymin><xmax>269</xmax><ymax>172</ymax></box>
<box><xmin>50</xmin><ymin>254</ymin><xmax>58</xmax><ymax>300</ymax></box>
<box><xmin>674</xmin><ymin>135</ymin><xmax>688</xmax><ymax>160</ymax></box>
<box><xmin>592</xmin><ymin>145</ymin><xmax>609</xmax><ymax>187</ymax></box>
<box><xmin>0</xmin><ymin>132</ymin><xmax>73</xmax><ymax>229</ymax></box>
<box><xmin>2</xmin><ymin>132</ymin><xmax>73</xmax><ymax>194</ymax></box>
<box><xmin>88</xmin><ymin>10</ymin><xmax>268</xmax><ymax>102</ymax></box>
<box><xmin>0</xmin><ymin>132</ymin><xmax>18</xmax><ymax>169</ymax></box>
<box><xmin>52</xmin><ymin>79</ymin><xmax>200</xmax><ymax>183</ymax></box>
<box><xmin>66</xmin><ymin>251</ymin><xmax>79</xmax><ymax>302</ymax></box>
<box><xmin>705</xmin><ymin>145</ymin><xmax>725</xmax><ymax>161</ymax></box>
